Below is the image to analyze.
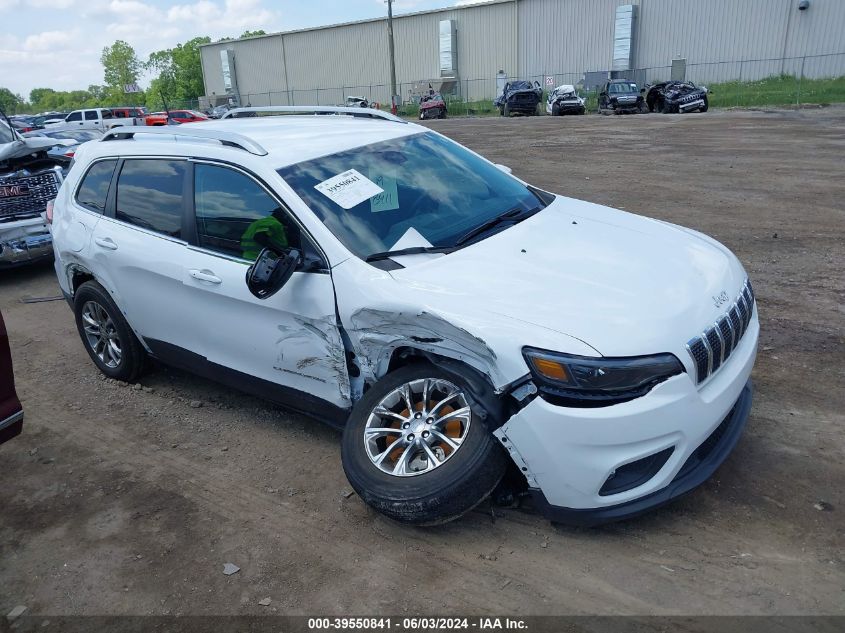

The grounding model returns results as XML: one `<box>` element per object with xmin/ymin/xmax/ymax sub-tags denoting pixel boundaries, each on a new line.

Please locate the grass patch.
<box><xmin>704</xmin><ymin>74</ymin><xmax>845</xmax><ymax>108</ymax></box>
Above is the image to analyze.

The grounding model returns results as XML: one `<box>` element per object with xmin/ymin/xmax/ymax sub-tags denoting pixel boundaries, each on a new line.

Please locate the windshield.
<box><xmin>609</xmin><ymin>82</ymin><xmax>638</xmax><ymax>94</ymax></box>
<box><xmin>509</xmin><ymin>81</ymin><xmax>533</xmax><ymax>91</ymax></box>
<box><xmin>277</xmin><ymin>132</ymin><xmax>542</xmax><ymax>259</ymax></box>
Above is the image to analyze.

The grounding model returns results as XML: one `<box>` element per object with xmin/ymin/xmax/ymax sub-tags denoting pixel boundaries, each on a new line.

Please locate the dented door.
<box><xmin>181</xmin><ymin>249</ymin><xmax>350</xmax><ymax>409</ymax></box>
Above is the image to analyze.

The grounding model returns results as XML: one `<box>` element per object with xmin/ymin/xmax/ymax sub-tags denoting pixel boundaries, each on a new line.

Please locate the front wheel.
<box><xmin>341</xmin><ymin>363</ymin><xmax>508</xmax><ymax>525</ymax></box>
<box><xmin>699</xmin><ymin>97</ymin><xmax>709</xmax><ymax>113</ymax></box>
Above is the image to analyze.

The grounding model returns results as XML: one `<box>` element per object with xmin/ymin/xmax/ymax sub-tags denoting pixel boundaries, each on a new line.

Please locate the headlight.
<box><xmin>522</xmin><ymin>347</ymin><xmax>685</xmax><ymax>407</ymax></box>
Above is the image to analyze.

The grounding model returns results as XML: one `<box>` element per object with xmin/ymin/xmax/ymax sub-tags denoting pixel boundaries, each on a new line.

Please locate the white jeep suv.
<box><xmin>51</xmin><ymin>107</ymin><xmax>758</xmax><ymax>526</ymax></box>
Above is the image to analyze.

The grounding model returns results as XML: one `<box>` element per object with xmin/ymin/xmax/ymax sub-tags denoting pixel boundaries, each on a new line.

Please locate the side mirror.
<box><xmin>495</xmin><ymin>163</ymin><xmax>513</xmax><ymax>175</ymax></box>
<box><xmin>246</xmin><ymin>247</ymin><xmax>302</xmax><ymax>299</ymax></box>
<box><xmin>640</xmin><ymin>88</ymin><xmax>646</xmax><ymax>93</ymax></box>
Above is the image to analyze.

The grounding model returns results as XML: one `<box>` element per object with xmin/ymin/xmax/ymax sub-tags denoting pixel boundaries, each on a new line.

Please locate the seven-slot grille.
<box><xmin>0</xmin><ymin>169</ymin><xmax>60</xmax><ymax>220</ymax></box>
<box><xmin>686</xmin><ymin>280</ymin><xmax>755</xmax><ymax>384</ymax></box>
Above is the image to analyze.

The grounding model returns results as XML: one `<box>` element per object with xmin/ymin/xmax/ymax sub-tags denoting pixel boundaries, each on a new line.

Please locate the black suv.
<box><xmin>597</xmin><ymin>80</ymin><xmax>647</xmax><ymax>114</ymax></box>
<box><xmin>495</xmin><ymin>81</ymin><xmax>542</xmax><ymax>116</ymax></box>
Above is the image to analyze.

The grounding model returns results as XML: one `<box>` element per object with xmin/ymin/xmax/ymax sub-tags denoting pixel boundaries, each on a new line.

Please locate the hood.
<box><xmin>389</xmin><ymin>197</ymin><xmax>746</xmax><ymax>358</ymax></box>
<box><xmin>0</xmin><ymin>137</ymin><xmax>66</xmax><ymax>163</ymax></box>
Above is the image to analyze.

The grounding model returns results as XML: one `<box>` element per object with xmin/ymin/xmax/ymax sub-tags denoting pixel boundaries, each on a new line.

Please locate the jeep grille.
<box><xmin>686</xmin><ymin>280</ymin><xmax>755</xmax><ymax>384</ymax></box>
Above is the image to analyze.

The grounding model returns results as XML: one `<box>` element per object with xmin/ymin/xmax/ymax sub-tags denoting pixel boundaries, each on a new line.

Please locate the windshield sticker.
<box><xmin>314</xmin><ymin>169</ymin><xmax>384</xmax><ymax>210</ymax></box>
<box><xmin>369</xmin><ymin>174</ymin><xmax>399</xmax><ymax>213</ymax></box>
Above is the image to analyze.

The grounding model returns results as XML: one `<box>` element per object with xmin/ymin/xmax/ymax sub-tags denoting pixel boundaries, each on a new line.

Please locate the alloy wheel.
<box><xmin>81</xmin><ymin>300</ymin><xmax>122</xmax><ymax>368</ymax></box>
<box><xmin>363</xmin><ymin>378</ymin><xmax>471</xmax><ymax>477</ymax></box>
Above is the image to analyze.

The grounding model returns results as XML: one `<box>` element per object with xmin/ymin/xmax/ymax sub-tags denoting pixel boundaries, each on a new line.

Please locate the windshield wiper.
<box><xmin>454</xmin><ymin>205</ymin><xmax>540</xmax><ymax>247</ymax></box>
<box><xmin>365</xmin><ymin>245</ymin><xmax>455</xmax><ymax>263</ymax></box>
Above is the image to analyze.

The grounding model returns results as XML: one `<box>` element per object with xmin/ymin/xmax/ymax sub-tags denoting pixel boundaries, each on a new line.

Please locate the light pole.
<box><xmin>387</xmin><ymin>0</ymin><xmax>398</xmax><ymax>113</ymax></box>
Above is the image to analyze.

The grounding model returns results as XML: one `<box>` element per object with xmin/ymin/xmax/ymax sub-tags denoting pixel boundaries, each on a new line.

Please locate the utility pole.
<box><xmin>387</xmin><ymin>0</ymin><xmax>398</xmax><ymax>113</ymax></box>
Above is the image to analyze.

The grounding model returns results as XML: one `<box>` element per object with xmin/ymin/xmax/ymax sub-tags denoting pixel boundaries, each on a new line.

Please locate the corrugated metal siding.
<box><xmin>200</xmin><ymin>0</ymin><xmax>845</xmax><ymax>101</ymax></box>
<box><xmin>518</xmin><ymin>0</ymin><xmax>634</xmax><ymax>80</ymax></box>
<box><xmin>200</xmin><ymin>1</ymin><xmax>516</xmax><ymax>103</ymax></box>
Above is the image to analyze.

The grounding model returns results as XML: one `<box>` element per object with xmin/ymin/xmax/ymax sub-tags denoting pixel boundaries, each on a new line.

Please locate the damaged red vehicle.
<box><xmin>418</xmin><ymin>92</ymin><xmax>447</xmax><ymax>120</ymax></box>
<box><xmin>0</xmin><ymin>310</ymin><xmax>23</xmax><ymax>444</ymax></box>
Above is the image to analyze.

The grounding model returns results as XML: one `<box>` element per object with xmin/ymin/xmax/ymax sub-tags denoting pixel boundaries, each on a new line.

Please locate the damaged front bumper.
<box><xmin>0</xmin><ymin>217</ymin><xmax>53</xmax><ymax>267</ymax></box>
<box><xmin>495</xmin><ymin>314</ymin><xmax>758</xmax><ymax>526</ymax></box>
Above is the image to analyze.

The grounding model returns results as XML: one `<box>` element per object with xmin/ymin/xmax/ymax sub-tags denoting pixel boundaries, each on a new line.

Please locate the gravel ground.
<box><xmin>0</xmin><ymin>106</ymin><xmax>843</xmax><ymax>618</ymax></box>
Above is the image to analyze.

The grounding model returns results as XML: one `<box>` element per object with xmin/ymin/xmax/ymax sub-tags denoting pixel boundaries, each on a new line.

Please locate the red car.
<box><xmin>419</xmin><ymin>92</ymin><xmax>447</xmax><ymax>120</ymax></box>
<box><xmin>144</xmin><ymin>110</ymin><xmax>209</xmax><ymax>126</ymax></box>
<box><xmin>0</xmin><ymin>310</ymin><xmax>23</xmax><ymax>444</ymax></box>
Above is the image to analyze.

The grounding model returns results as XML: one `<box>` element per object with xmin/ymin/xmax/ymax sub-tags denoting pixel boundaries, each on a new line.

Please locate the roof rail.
<box><xmin>220</xmin><ymin>105</ymin><xmax>407</xmax><ymax>124</ymax></box>
<box><xmin>100</xmin><ymin>125</ymin><xmax>268</xmax><ymax>156</ymax></box>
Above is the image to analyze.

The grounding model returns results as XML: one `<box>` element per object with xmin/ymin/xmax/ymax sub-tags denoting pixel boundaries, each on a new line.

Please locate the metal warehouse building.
<box><xmin>199</xmin><ymin>0</ymin><xmax>845</xmax><ymax>107</ymax></box>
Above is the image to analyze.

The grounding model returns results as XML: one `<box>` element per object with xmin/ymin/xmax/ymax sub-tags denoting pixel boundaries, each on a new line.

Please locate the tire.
<box><xmin>74</xmin><ymin>280</ymin><xmax>145</xmax><ymax>382</ymax></box>
<box><xmin>419</xmin><ymin>110</ymin><xmax>426</xmax><ymax>120</ymax></box>
<box><xmin>503</xmin><ymin>103</ymin><xmax>511</xmax><ymax>117</ymax></box>
<box><xmin>551</xmin><ymin>103</ymin><xmax>560</xmax><ymax>116</ymax></box>
<box><xmin>439</xmin><ymin>107</ymin><xmax>447</xmax><ymax>119</ymax></box>
<box><xmin>699</xmin><ymin>97</ymin><xmax>709</xmax><ymax>113</ymax></box>
<box><xmin>341</xmin><ymin>363</ymin><xmax>509</xmax><ymax>525</ymax></box>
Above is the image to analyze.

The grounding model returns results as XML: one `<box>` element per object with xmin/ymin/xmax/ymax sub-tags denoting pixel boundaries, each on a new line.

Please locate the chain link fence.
<box><xmin>223</xmin><ymin>52</ymin><xmax>844</xmax><ymax>118</ymax></box>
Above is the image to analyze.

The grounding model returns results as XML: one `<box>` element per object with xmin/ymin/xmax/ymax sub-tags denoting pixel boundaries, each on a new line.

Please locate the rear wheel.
<box><xmin>341</xmin><ymin>363</ymin><xmax>508</xmax><ymax>525</ymax></box>
<box><xmin>74</xmin><ymin>281</ymin><xmax>145</xmax><ymax>382</ymax></box>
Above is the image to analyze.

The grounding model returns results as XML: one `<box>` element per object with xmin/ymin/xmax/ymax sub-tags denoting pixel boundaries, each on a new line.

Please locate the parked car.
<box><xmin>10</xmin><ymin>115</ymin><xmax>41</xmax><ymax>132</ymax></box>
<box><xmin>45</xmin><ymin>108</ymin><xmax>137</xmax><ymax>132</ymax></box>
<box><xmin>144</xmin><ymin>110</ymin><xmax>209</xmax><ymax>126</ymax></box>
<box><xmin>597</xmin><ymin>80</ymin><xmax>647</xmax><ymax>114</ymax></box>
<box><xmin>37</xmin><ymin>112</ymin><xmax>68</xmax><ymax>126</ymax></box>
<box><xmin>23</xmin><ymin>129</ymin><xmax>103</xmax><ymax>167</ymax></box>
<box><xmin>645</xmin><ymin>81</ymin><xmax>709</xmax><ymax>113</ymax></box>
<box><xmin>51</xmin><ymin>107</ymin><xmax>757</xmax><ymax>527</ymax></box>
<box><xmin>545</xmin><ymin>84</ymin><xmax>586</xmax><ymax>116</ymax></box>
<box><xmin>207</xmin><ymin>104</ymin><xmax>231</xmax><ymax>119</ymax></box>
<box><xmin>495</xmin><ymin>80</ymin><xmax>542</xmax><ymax>116</ymax></box>
<box><xmin>110</xmin><ymin>107</ymin><xmax>148</xmax><ymax>124</ymax></box>
<box><xmin>0</xmin><ymin>310</ymin><xmax>23</xmax><ymax>445</ymax></box>
<box><xmin>345</xmin><ymin>96</ymin><xmax>370</xmax><ymax>108</ymax></box>
<box><xmin>1</xmin><ymin>118</ymin><xmax>64</xmax><ymax>267</ymax></box>
<box><xmin>418</xmin><ymin>92</ymin><xmax>447</xmax><ymax>120</ymax></box>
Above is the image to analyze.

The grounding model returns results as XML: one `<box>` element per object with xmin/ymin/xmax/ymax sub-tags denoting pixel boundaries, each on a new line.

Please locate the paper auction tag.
<box><xmin>314</xmin><ymin>169</ymin><xmax>384</xmax><ymax>209</ymax></box>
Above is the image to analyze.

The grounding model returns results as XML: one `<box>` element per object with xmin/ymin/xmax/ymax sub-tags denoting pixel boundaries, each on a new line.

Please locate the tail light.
<box><xmin>46</xmin><ymin>199</ymin><xmax>55</xmax><ymax>224</ymax></box>
<box><xmin>64</xmin><ymin>150</ymin><xmax>75</xmax><ymax>158</ymax></box>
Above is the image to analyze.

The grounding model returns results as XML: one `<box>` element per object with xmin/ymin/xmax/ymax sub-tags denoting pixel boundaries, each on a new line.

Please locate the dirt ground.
<box><xmin>1</xmin><ymin>107</ymin><xmax>843</xmax><ymax>618</ymax></box>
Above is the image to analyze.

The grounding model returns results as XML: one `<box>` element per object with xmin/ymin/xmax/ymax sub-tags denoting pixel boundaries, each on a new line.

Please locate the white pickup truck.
<box><xmin>45</xmin><ymin>108</ymin><xmax>145</xmax><ymax>132</ymax></box>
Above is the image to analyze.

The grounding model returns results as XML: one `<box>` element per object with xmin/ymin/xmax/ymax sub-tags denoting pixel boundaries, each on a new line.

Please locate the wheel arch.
<box><xmin>361</xmin><ymin>344</ymin><xmax>509</xmax><ymax>431</ymax></box>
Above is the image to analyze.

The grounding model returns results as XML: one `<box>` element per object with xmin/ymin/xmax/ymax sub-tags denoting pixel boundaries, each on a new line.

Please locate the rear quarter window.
<box><xmin>75</xmin><ymin>160</ymin><xmax>117</xmax><ymax>214</ymax></box>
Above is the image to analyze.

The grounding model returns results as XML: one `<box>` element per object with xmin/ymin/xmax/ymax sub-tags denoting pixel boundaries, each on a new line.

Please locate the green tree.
<box><xmin>101</xmin><ymin>40</ymin><xmax>142</xmax><ymax>103</ymax></box>
<box><xmin>239</xmin><ymin>30</ymin><xmax>266</xmax><ymax>38</ymax></box>
<box><xmin>146</xmin><ymin>36</ymin><xmax>211</xmax><ymax>108</ymax></box>
<box><xmin>0</xmin><ymin>87</ymin><xmax>24</xmax><ymax>113</ymax></box>
<box><xmin>29</xmin><ymin>87</ymin><xmax>56</xmax><ymax>109</ymax></box>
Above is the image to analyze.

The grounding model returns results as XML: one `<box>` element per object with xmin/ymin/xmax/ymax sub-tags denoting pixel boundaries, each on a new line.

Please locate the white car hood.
<box><xmin>389</xmin><ymin>196</ymin><xmax>747</xmax><ymax>357</ymax></box>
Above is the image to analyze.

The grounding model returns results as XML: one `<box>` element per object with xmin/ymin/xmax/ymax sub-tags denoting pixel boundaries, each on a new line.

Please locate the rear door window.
<box><xmin>115</xmin><ymin>159</ymin><xmax>187</xmax><ymax>238</ymax></box>
<box><xmin>84</xmin><ymin>110</ymin><xmax>99</xmax><ymax>121</ymax></box>
<box><xmin>75</xmin><ymin>160</ymin><xmax>117</xmax><ymax>214</ymax></box>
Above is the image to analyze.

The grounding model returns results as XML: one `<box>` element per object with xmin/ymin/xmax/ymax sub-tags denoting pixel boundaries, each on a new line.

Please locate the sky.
<box><xmin>0</xmin><ymin>0</ymin><xmax>484</xmax><ymax>100</ymax></box>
